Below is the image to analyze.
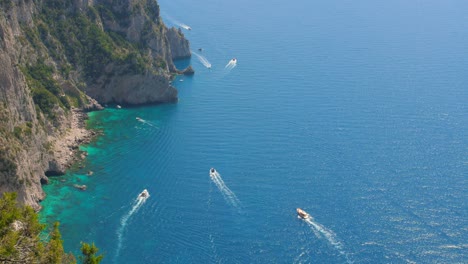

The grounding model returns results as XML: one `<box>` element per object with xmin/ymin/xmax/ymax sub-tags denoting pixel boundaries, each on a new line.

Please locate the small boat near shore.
<box><xmin>136</xmin><ymin>117</ymin><xmax>143</xmax><ymax>122</ymax></box>
<box><xmin>297</xmin><ymin>208</ymin><xmax>311</xmax><ymax>219</ymax></box>
<box><xmin>138</xmin><ymin>189</ymin><xmax>150</xmax><ymax>199</ymax></box>
<box><xmin>73</xmin><ymin>184</ymin><xmax>87</xmax><ymax>191</ymax></box>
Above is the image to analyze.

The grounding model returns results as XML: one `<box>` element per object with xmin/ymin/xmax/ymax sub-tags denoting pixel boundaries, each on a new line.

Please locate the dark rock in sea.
<box><xmin>182</xmin><ymin>66</ymin><xmax>195</xmax><ymax>75</ymax></box>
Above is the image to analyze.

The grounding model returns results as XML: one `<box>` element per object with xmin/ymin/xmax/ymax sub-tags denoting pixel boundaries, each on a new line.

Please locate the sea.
<box><xmin>40</xmin><ymin>0</ymin><xmax>468</xmax><ymax>263</ymax></box>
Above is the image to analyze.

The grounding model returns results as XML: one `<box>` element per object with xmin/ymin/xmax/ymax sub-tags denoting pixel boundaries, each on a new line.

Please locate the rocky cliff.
<box><xmin>0</xmin><ymin>0</ymin><xmax>191</xmax><ymax>209</ymax></box>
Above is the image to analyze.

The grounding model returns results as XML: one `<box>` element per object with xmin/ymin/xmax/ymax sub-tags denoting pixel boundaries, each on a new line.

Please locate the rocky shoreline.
<box><xmin>45</xmin><ymin>108</ymin><xmax>102</xmax><ymax>180</ymax></box>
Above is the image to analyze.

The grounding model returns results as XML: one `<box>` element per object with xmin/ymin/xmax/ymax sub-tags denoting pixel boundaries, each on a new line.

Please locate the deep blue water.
<box><xmin>41</xmin><ymin>0</ymin><xmax>468</xmax><ymax>263</ymax></box>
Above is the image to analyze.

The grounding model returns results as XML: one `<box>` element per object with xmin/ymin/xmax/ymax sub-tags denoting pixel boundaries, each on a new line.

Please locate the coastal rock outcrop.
<box><xmin>0</xmin><ymin>0</ymin><xmax>192</xmax><ymax>209</ymax></box>
<box><xmin>166</xmin><ymin>27</ymin><xmax>191</xmax><ymax>60</ymax></box>
<box><xmin>182</xmin><ymin>66</ymin><xmax>195</xmax><ymax>76</ymax></box>
<box><xmin>79</xmin><ymin>0</ymin><xmax>191</xmax><ymax>104</ymax></box>
<box><xmin>85</xmin><ymin>62</ymin><xmax>178</xmax><ymax>105</ymax></box>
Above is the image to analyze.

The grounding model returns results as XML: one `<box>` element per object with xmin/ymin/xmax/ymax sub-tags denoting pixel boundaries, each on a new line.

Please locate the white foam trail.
<box><xmin>305</xmin><ymin>219</ymin><xmax>341</xmax><ymax>248</ymax></box>
<box><xmin>163</xmin><ymin>14</ymin><xmax>191</xmax><ymax>31</ymax></box>
<box><xmin>192</xmin><ymin>51</ymin><xmax>212</xmax><ymax>68</ymax></box>
<box><xmin>303</xmin><ymin>218</ymin><xmax>353</xmax><ymax>263</ymax></box>
<box><xmin>136</xmin><ymin>118</ymin><xmax>158</xmax><ymax>128</ymax></box>
<box><xmin>179</xmin><ymin>24</ymin><xmax>191</xmax><ymax>30</ymax></box>
<box><xmin>213</xmin><ymin>174</ymin><xmax>238</xmax><ymax>204</ymax></box>
<box><xmin>301</xmin><ymin>216</ymin><xmax>321</xmax><ymax>238</ymax></box>
<box><xmin>224</xmin><ymin>59</ymin><xmax>237</xmax><ymax>70</ymax></box>
<box><xmin>223</xmin><ymin>59</ymin><xmax>237</xmax><ymax>76</ymax></box>
<box><xmin>210</xmin><ymin>171</ymin><xmax>240</xmax><ymax>208</ymax></box>
<box><xmin>293</xmin><ymin>249</ymin><xmax>311</xmax><ymax>264</ymax></box>
<box><xmin>211</xmin><ymin>175</ymin><xmax>237</xmax><ymax>206</ymax></box>
<box><xmin>115</xmin><ymin>195</ymin><xmax>149</xmax><ymax>261</ymax></box>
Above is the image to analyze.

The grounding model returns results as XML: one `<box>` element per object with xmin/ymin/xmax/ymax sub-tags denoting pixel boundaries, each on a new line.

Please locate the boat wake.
<box><xmin>224</xmin><ymin>58</ymin><xmax>237</xmax><ymax>71</ymax></box>
<box><xmin>210</xmin><ymin>170</ymin><xmax>241</xmax><ymax>208</ymax></box>
<box><xmin>192</xmin><ymin>51</ymin><xmax>212</xmax><ymax>68</ymax></box>
<box><xmin>303</xmin><ymin>218</ymin><xmax>353</xmax><ymax>263</ymax></box>
<box><xmin>136</xmin><ymin>117</ymin><xmax>158</xmax><ymax>128</ymax></box>
<box><xmin>115</xmin><ymin>192</ymin><xmax>149</xmax><ymax>261</ymax></box>
<box><xmin>163</xmin><ymin>14</ymin><xmax>191</xmax><ymax>31</ymax></box>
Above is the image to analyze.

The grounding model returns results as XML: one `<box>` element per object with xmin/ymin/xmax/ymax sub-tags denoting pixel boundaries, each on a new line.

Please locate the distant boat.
<box><xmin>232</xmin><ymin>58</ymin><xmax>237</xmax><ymax>63</ymax></box>
<box><xmin>179</xmin><ymin>79</ymin><xmax>184</xmax><ymax>82</ymax></box>
<box><xmin>297</xmin><ymin>208</ymin><xmax>311</xmax><ymax>219</ymax></box>
<box><xmin>198</xmin><ymin>48</ymin><xmax>203</xmax><ymax>51</ymax></box>
<box><xmin>187</xmin><ymin>27</ymin><xmax>192</xmax><ymax>30</ymax></box>
<box><xmin>116</xmin><ymin>105</ymin><xmax>122</xmax><ymax>109</ymax></box>
<box><xmin>136</xmin><ymin>117</ymin><xmax>143</xmax><ymax>122</ymax></box>
<box><xmin>138</xmin><ymin>189</ymin><xmax>150</xmax><ymax>199</ymax></box>
<box><xmin>210</xmin><ymin>168</ymin><xmax>216</xmax><ymax>177</ymax></box>
<box><xmin>73</xmin><ymin>184</ymin><xmax>87</xmax><ymax>191</ymax></box>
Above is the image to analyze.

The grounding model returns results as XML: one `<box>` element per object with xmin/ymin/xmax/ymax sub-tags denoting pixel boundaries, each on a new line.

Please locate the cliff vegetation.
<box><xmin>0</xmin><ymin>192</ymin><xmax>103</xmax><ymax>263</ymax></box>
<box><xmin>0</xmin><ymin>0</ymin><xmax>191</xmax><ymax>209</ymax></box>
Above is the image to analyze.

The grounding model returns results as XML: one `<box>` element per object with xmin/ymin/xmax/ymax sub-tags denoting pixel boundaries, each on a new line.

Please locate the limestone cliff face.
<box><xmin>83</xmin><ymin>0</ymin><xmax>192</xmax><ymax>104</ymax></box>
<box><xmin>166</xmin><ymin>27</ymin><xmax>191</xmax><ymax>60</ymax></box>
<box><xmin>0</xmin><ymin>0</ymin><xmax>55</xmax><ymax>209</ymax></box>
<box><xmin>0</xmin><ymin>0</ymin><xmax>192</xmax><ymax>209</ymax></box>
<box><xmin>86</xmin><ymin>63</ymin><xmax>178</xmax><ymax>104</ymax></box>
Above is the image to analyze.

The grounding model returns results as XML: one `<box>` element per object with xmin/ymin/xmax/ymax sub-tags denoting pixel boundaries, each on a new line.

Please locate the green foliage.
<box><xmin>144</xmin><ymin>0</ymin><xmax>161</xmax><ymax>22</ymax></box>
<box><xmin>25</xmin><ymin>61</ymin><xmax>62</xmax><ymax>97</ymax></box>
<box><xmin>18</xmin><ymin>0</ymin><xmax>160</xmax><ymax>103</ymax></box>
<box><xmin>23</xmin><ymin>26</ymin><xmax>43</xmax><ymax>50</ymax></box>
<box><xmin>43</xmin><ymin>222</ymin><xmax>67</xmax><ymax>264</ymax></box>
<box><xmin>156</xmin><ymin>58</ymin><xmax>167</xmax><ymax>69</ymax></box>
<box><xmin>0</xmin><ymin>146</ymin><xmax>17</xmax><ymax>175</ymax></box>
<box><xmin>21</xmin><ymin>61</ymin><xmax>71</xmax><ymax>120</ymax></box>
<box><xmin>34</xmin><ymin>0</ymin><xmax>152</xmax><ymax>79</ymax></box>
<box><xmin>13</xmin><ymin>122</ymin><xmax>33</xmax><ymax>140</ymax></box>
<box><xmin>0</xmin><ymin>192</ymin><xmax>100</xmax><ymax>263</ymax></box>
<box><xmin>31</xmin><ymin>88</ymin><xmax>60</xmax><ymax>118</ymax></box>
<box><xmin>95</xmin><ymin>4</ymin><xmax>130</xmax><ymax>27</ymax></box>
<box><xmin>79</xmin><ymin>242</ymin><xmax>103</xmax><ymax>264</ymax></box>
<box><xmin>0</xmin><ymin>192</ymin><xmax>43</xmax><ymax>262</ymax></box>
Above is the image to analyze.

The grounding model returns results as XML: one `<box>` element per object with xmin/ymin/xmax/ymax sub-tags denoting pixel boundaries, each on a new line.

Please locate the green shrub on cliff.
<box><xmin>0</xmin><ymin>141</ymin><xmax>18</xmax><ymax>177</ymax></box>
<box><xmin>36</xmin><ymin>1</ymin><xmax>149</xmax><ymax>78</ymax></box>
<box><xmin>79</xmin><ymin>242</ymin><xmax>103</xmax><ymax>264</ymax></box>
<box><xmin>21</xmin><ymin>61</ymin><xmax>72</xmax><ymax>121</ymax></box>
<box><xmin>0</xmin><ymin>192</ymin><xmax>102</xmax><ymax>264</ymax></box>
<box><xmin>13</xmin><ymin>123</ymin><xmax>32</xmax><ymax>140</ymax></box>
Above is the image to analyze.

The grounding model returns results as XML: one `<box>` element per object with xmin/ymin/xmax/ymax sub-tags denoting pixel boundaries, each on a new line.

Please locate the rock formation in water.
<box><xmin>0</xmin><ymin>0</ymin><xmax>192</xmax><ymax>209</ymax></box>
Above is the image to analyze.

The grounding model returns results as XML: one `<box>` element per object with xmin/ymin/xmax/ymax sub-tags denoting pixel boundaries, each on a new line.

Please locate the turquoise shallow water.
<box><xmin>41</xmin><ymin>0</ymin><xmax>468</xmax><ymax>263</ymax></box>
